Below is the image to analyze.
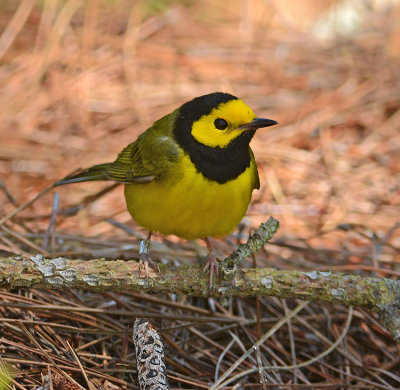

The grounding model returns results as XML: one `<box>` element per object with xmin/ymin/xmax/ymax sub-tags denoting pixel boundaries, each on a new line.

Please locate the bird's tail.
<box><xmin>55</xmin><ymin>163</ymin><xmax>112</xmax><ymax>186</ymax></box>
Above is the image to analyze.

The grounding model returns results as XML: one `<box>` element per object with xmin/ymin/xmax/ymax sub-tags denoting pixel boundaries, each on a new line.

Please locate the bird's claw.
<box><xmin>138</xmin><ymin>239</ymin><xmax>152</xmax><ymax>279</ymax></box>
<box><xmin>138</xmin><ymin>254</ymin><xmax>150</xmax><ymax>279</ymax></box>
<box><xmin>203</xmin><ymin>252</ymin><xmax>220</xmax><ymax>292</ymax></box>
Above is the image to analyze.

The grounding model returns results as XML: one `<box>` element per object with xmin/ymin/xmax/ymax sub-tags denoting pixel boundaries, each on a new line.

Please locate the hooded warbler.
<box><xmin>56</xmin><ymin>92</ymin><xmax>278</xmax><ymax>287</ymax></box>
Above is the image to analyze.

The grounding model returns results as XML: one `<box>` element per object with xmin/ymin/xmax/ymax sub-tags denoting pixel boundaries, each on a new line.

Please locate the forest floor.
<box><xmin>0</xmin><ymin>1</ymin><xmax>399</xmax><ymax>388</ymax></box>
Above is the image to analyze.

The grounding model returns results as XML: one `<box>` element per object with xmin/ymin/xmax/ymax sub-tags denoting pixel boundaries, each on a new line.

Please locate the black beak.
<box><xmin>240</xmin><ymin>117</ymin><xmax>278</xmax><ymax>131</ymax></box>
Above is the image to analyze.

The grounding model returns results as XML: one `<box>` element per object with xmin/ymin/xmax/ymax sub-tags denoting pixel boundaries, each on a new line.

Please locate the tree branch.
<box><xmin>1</xmin><ymin>255</ymin><xmax>399</xmax><ymax>342</ymax></box>
<box><xmin>0</xmin><ymin>218</ymin><xmax>399</xmax><ymax>342</ymax></box>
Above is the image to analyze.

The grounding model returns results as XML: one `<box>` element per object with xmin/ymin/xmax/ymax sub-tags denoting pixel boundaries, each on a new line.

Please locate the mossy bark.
<box><xmin>1</xmin><ymin>218</ymin><xmax>399</xmax><ymax>342</ymax></box>
<box><xmin>1</xmin><ymin>255</ymin><xmax>399</xmax><ymax>342</ymax></box>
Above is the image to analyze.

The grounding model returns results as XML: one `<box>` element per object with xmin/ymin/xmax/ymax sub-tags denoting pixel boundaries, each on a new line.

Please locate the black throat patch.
<box><xmin>173</xmin><ymin>92</ymin><xmax>255</xmax><ymax>184</ymax></box>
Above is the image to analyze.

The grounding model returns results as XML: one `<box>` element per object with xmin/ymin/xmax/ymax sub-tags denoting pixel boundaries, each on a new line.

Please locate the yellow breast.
<box><xmin>124</xmin><ymin>153</ymin><xmax>257</xmax><ymax>240</ymax></box>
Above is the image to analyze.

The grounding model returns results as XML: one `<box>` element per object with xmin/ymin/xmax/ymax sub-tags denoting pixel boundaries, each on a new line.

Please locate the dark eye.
<box><xmin>214</xmin><ymin>118</ymin><xmax>228</xmax><ymax>130</ymax></box>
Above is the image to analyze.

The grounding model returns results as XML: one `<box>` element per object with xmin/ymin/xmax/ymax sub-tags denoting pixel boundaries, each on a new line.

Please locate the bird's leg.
<box><xmin>138</xmin><ymin>231</ymin><xmax>152</xmax><ymax>278</ymax></box>
<box><xmin>202</xmin><ymin>237</ymin><xmax>219</xmax><ymax>291</ymax></box>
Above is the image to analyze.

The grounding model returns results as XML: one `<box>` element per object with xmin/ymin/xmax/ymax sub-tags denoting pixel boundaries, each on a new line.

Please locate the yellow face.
<box><xmin>190</xmin><ymin>99</ymin><xmax>256</xmax><ymax>148</ymax></box>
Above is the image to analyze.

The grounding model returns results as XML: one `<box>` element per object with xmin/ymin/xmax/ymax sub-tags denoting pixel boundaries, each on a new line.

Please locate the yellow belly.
<box><xmin>124</xmin><ymin>154</ymin><xmax>256</xmax><ymax>240</ymax></box>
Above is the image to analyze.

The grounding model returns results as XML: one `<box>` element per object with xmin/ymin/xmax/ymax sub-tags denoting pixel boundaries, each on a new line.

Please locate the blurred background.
<box><xmin>0</xmin><ymin>0</ymin><xmax>399</xmax><ymax>245</ymax></box>
<box><xmin>0</xmin><ymin>0</ymin><xmax>400</xmax><ymax>387</ymax></box>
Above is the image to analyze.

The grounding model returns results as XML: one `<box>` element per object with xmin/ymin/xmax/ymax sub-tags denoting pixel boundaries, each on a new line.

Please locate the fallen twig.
<box><xmin>0</xmin><ymin>255</ymin><xmax>399</xmax><ymax>342</ymax></box>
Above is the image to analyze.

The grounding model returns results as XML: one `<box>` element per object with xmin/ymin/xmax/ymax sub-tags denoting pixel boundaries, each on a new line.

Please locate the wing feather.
<box><xmin>56</xmin><ymin>112</ymin><xmax>180</xmax><ymax>186</ymax></box>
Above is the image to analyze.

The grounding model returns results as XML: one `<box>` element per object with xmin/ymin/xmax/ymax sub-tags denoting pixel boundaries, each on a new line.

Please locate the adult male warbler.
<box><xmin>56</xmin><ymin>92</ymin><xmax>277</xmax><ymax>287</ymax></box>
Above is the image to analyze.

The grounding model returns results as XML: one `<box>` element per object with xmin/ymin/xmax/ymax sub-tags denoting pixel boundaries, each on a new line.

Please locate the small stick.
<box><xmin>133</xmin><ymin>318</ymin><xmax>169</xmax><ymax>390</ymax></box>
<box><xmin>0</xmin><ymin>183</ymin><xmax>55</xmax><ymax>227</ymax></box>
<box><xmin>222</xmin><ymin>216</ymin><xmax>279</xmax><ymax>278</ymax></box>
<box><xmin>43</xmin><ymin>192</ymin><xmax>59</xmax><ymax>252</ymax></box>
<box><xmin>0</xmin><ymin>180</ymin><xmax>19</xmax><ymax>206</ymax></box>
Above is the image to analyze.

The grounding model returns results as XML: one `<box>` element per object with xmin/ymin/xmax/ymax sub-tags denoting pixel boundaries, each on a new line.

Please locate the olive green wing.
<box><xmin>104</xmin><ymin>139</ymin><xmax>155</xmax><ymax>183</ymax></box>
<box><xmin>105</xmin><ymin>132</ymin><xmax>179</xmax><ymax>184</ymax></box>
<box><xmin>56</xmin><ymin>117</ymin><xmax>179</xmax><ymax>186</ymax></box>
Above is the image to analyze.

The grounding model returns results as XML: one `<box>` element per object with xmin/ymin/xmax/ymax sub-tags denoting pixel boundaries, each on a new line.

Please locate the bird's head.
<box><xmin>174</xmin><ymin>92</ymin><xmax>277</xmax><ymax>149</ymax></box>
